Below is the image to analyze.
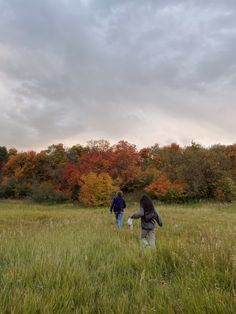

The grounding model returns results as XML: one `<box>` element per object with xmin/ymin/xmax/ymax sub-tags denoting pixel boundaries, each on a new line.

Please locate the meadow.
<box><xmin>0</xmin><ymin>200</ymin><xmax>235</xmax><ymax>313</ymax></box>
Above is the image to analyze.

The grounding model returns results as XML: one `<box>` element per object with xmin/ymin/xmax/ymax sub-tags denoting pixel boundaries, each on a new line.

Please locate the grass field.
<box><xmin>0</xmin><ymin>200</ymin><xmax>235</xmax><ymax>313</ymax></box>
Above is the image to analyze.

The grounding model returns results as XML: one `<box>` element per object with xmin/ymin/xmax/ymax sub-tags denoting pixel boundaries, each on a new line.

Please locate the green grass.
<box><xmin>0</xmin><ymin>200</ymin><xmax>235</xmax><ymax>313</ymax></box>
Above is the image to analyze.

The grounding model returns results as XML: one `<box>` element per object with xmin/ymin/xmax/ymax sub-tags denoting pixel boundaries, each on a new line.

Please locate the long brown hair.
<box><xmin>140</xmin><ymin>195</ymin><xmax>155</xmax><ymax>214</ymax></box>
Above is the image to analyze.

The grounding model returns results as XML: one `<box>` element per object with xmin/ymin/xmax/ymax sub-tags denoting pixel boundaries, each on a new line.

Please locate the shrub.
<box><xmin>15</xmin><ymin>183</ymin><xmax>32</xmax><ymax>198</ymax></box>
<box><xmin>214</xmin><ymin>177</ymin><xmax>236</xmax><ymax>202</ymax></box>
<box><xmin>0</xmin><ymin>177</ymin><xmax>16</xmax><ymax>198</ymax></box>
<box><xmin>145</xmin><ymin>175</ymin><xmax>185</xmax><ymax>202</ymax></box>
<box><xmin>31</xmin><ymin>182</ymin><xmax>68</xmax><ymax>202</ymax></box>
<box><xmin>137</xmin><ymin>167</ymin><xmax>161</xmax><ymax>188</ymax></box>
<box><xmin>79</xmin><ymin>172</ymin><xmax>116</xmax><ymax>206</ymax></box>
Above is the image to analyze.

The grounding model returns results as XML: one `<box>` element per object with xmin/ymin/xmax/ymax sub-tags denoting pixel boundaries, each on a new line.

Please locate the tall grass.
<box><xmin>0</xmin><ymin>200</ymin><xmax>235</xmax><ymax>313</ymax></box>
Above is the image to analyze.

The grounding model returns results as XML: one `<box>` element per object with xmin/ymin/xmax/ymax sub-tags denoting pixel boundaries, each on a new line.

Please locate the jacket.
<box><xmin>110</xmin><ymin>196</ymin><xmax>126</xmax><ymax>213</ymax></box>
<box><xmin>131</xmin><ymin>208</ymin><xmax>162</xmax><ymax>230</ymax></box>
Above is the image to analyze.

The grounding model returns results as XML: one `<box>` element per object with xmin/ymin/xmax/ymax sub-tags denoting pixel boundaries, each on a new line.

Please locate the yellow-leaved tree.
<box><xmin>79</xmin><ymin>172</ymin><xmax>116</xmax><ymax>206</ymax></box>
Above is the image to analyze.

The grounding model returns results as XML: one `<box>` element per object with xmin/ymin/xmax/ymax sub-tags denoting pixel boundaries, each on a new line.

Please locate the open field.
<box><xmin>0</xmin><ymin>200</ymin><xmax>235</xmax><ymax>313</ymax></box>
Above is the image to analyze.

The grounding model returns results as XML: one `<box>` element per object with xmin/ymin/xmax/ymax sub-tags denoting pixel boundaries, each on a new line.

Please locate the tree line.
<box><xmin>0</xmin><ymin>140</ymin><xmax>236</xmax><ymax>205</ymax></box>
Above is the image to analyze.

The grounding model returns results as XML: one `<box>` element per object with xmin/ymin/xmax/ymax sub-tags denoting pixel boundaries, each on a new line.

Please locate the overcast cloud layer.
<box><xmin>0</xmin><ymin>0</ymin><xmax>236</xmax><ymax>150</ymax></box>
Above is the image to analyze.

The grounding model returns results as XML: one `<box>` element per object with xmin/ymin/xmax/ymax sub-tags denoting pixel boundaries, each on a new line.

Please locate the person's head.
<box><xmin>140</xmin><ymin>194</ymin><xmax>154</xmax><ymax>213</ymax></box>
<box><xmin>116</xmin><ymin>190</ymin><xmax>123</xmax><ymax>197</ymax></box>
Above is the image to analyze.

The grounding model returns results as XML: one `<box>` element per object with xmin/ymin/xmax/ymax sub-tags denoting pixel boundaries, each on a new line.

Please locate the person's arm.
<box><xmin>123</xmin><ymin>199</ymin><xmax>126</xmax><ymax>209</ymax></box>
<box><xmin>155</xmin><ymin>209</ymin><xmax>163</xmax><ymax>227</ymax></box>
<box><xmin>110</xmin><ymin>198</ymin><xmax>115</xmax><ymax>213</ymax></box>
<box><xmin>131</xmin><ymin>207</ymin><xmax>144</xmax><ymax>219</ymax></box>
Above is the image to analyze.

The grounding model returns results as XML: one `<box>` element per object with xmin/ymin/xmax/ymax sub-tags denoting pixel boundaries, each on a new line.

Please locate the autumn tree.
<box><xmin>1</xmin><ymin>140</ymin><xmax>236</xmax><ymax>203</ymax></box>
<box><xmin>2</xmin><ymin>151</ymin><xmax>37</xmax><ymax>198</ymax></box>
<box><xmin>78</xmin><ymin>149</ymin><xmax>112</xmax><ymax>175</ymax></box>
<box><xmin>109</xmin><ymin>141</ymin><xmax>141</xmax><ymax>190</ymax></box>
<box><xmin>147</xmin><ymin>144</ymin><xmax>161</xmax><ymax>168</ymax></box>
<box><xmin>87</xmin><ymin>140</ymin><xmax>110</xmax><ymax>152</ymax></box>
<box><xmin>145</xmin><ymin>174</ymin><xmax>185</xmax><ymax>202</ymax></box>
<box><xmin>8</xmin><ymin>148</ymin><xmax>17</xmax><ymax>157</ymax></box>
<box><xmin>32</xmin><ymin>151</ymin><xmax>51</xmax><ymax>183</ymax></box>
<box><xmin>79</xmin><ymin>172</ymin><xmax>116</xmax><ymax>206</ymax></box>
<box><xmin>46</xmin><ymin>144</ymin><xmax>67</xmax><ymax>168</ymax></box>
<box><xmin>153</xmin><ymin>143</ymin><xmax>183</xmax><ymax>182</ymax></box>
<box><xmin>225</xmin><ymin>144</ymin><xmax>236</xmax><ymax>182</ymax></box>
<box><xmin>214</xmin><ymin>177</ymin><xmax>236</xmax><ymax>202</ymax></box>
<box><xmin>178</xmin><ymin>144</ymin><xmax>231</xmax><ymax>200</ymax></box>
<box><xmin>136</xmin><ymin>167</ymin><xmax>161</xmax><ymax>188</ymax></box>
<box><xmin>66</xmin><ymin>144</ymin><xmax>89</xmax><ymax>163</ymax></box>
<box><xmin>58</xmin><ymin>162</ymin><xmax>81</xmax><ymax>199</ymax></box>
<box><xmin>3</xmin><ymin>151</ymin><xmax>36</xmax><ymax>183</ymax></box>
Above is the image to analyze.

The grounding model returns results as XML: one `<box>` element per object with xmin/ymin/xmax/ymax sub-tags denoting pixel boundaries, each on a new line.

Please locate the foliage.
<box><xmin>32</xmin><ymin>151</ymin><xmax>51</xmax><ymax>182</ymax></box>
<box><xmin>31</xmin><ymin>182</ymin><xmax>68</xmax><ymax>202</ymax></box>
<box><xmin>45</xmin><ymin>144</ymin><xmax>67</xmax><ymax>168</ymax></box>
<box><xmin>225</xmin><ymin>144</ymin><xmax>236</xmax><ymax>182</ymax></box>
<box><xmin>0</xmin><ymin>146</ymin><xmax>8</xmax><ymax>173</ymax></box>
<box><xmin>1</xmin><ymin>140</ymin><xmax>236</xmax><ymax>204</ymax></box>
<box><xmin>79</xmin><ymin>172</ymin><xmax>116</xmax><ymax>206</ymax></box>
<box><xmin>136</xmin><ymin>166</ymin><xmax>161</xmax><ymax>188</ymax></box>
<box><xmin>145</xmin><ymin>174</ymin><xmax>185</xmax><ymax>202</ymax></box>
<box><xmin>214</xmin><ymin>177</ymin><xmax>236</xmax><ymax>202</ymax></box>
<box><xmin>78</xmin><ymin>149</ymin><xmax>112</xmax><ymax>175</ymax></box>
<box><xmin>58</xmin><ymin>162</ymin><xmax>81</xmax><ymax>200</ymax></box>
<box><xmin>3</xmin><ymin>151</ymin><xmax>36</xmax><ymax>183</ymax></box>
<box><xmin>109</xmin><ymin>141</ymin><xmax>141</xmax><ymax>190</ymax></box>
<box><xmin>66</xmin><ymin>144</ymin><xmax>89</xmax><ymax>163</ymax></box>
<box><xmin>0</xmin><ymin>176</ymin><xmax>16</xmax><ymax>198</ymax></box>
<box><xmin>15</xmin><ymin>182</ymin><xmax>32</xmax><ymax>198</ymax></box>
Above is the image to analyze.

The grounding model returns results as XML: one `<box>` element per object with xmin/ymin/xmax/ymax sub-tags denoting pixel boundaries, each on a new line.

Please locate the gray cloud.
<box><xmin>0</xmin><ymin>0</ymin><xmax>236</xmax><ymax>150</ymax></box>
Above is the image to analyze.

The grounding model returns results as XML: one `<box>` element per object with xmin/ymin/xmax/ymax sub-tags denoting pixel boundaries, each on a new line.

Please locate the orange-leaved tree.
<box><xmin>109</xmin><ymin>141</ymin><xmax>141</xmax><ymax>190</ymax></box>
<box><xmin>58</xmin><ymin>162</ymin><xmax>81</xmax><ymax>199</ymax></box>
<box><xmin>78</xmin><ymin>150</ymin><xmax>112</xmax><ymax>175</ymax></box>
<box><xmin>3</xmin><ymin>151</ymin><xmax>36</xmax><ymax>183</ymax></box>
<box><xmin>145</xmin><ymin>174</ymin><xmax>185</xmax><ymax>202</ymax></box>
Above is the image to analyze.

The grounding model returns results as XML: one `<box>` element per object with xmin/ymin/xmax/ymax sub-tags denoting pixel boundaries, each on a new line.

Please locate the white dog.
<box><xmin>127</xmin><ymin>217</ymin><xmax>133</xmax><ymax>230</ymax></box>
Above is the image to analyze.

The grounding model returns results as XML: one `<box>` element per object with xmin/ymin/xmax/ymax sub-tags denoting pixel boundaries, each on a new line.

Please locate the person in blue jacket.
<box><xmin>110</xmin><ymin>190</ymin><xmax>126</xmax><ymax>229</ymax></box>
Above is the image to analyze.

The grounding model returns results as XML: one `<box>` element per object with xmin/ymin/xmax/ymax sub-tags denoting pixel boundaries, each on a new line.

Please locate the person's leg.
<box><xmin>141</xmin><ymin>229</ymin><xmax>149</xmax><ymax>247</ymax></box>
<box><xmin>115</xmin><ymin>212</ymin><xmax>119</xmax><ymax>227</ymax></box>
<box><xmin>117</xmin><ymin>211</ymin><xmax>124</xmax><ymax>229</ymax></box>
<box><xmin>149</xmin><ymin>229</ymin><xmax>156</xmax><ymax>247</ymax></box>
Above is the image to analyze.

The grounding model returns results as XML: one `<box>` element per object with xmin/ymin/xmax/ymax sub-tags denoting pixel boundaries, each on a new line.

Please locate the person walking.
<box><xmin>130</xmin><ymin>195</ymin><xmax>162</xmax><ymax>247</ymax></box>
<box><xmin>110</xmin><ymin>191</ymin><xmax>126</xmax><ymax>230</ymax></box>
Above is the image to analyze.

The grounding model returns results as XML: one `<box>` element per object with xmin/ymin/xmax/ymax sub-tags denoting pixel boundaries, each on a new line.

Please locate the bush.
<box><xmin>145</xmin><ymin>175</ymin><xmax>185</xmax><ymax>202</ymax></box>
<box><xmin>214</xmin><ymin>177</ymin><xmax>236</xmax><ymax>202</ymax></box>
<box><xmin>0</xmin><ymin>177</ymin><xmax>16</xmax><ymax>198</ymax></box>
<box><xmin>15</xmin><ymin>183</ymin><xmax>32</xmax><ymax>198</ymax></box>
<box><xmin>31</xmin><ymin>182</ymin><xmax>68</xmax><ymax>202</ymax></box>
<box><xmin>136</xmin><ymin>167</ymin><xmax>161</xmax><ymax>188</ymax></box>
<box><xmin>79</xmin><ymin>172</ymin><xmax>116</xmax><ymax>206</ymax></box>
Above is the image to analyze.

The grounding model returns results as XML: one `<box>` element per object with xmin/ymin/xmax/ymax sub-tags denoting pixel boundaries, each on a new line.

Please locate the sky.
<box><xmin>0</xmin><ymin>0</ymin><xmax>236</xmax><ymax>150</ymax></box>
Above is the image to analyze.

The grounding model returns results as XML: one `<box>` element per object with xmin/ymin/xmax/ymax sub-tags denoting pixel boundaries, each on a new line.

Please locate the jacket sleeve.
<box><xmin>131</xmin><ymin>207</ymin><xmax>144</xmax><ymax>219</ymax></box>
<box><xmin>123</xmin><ymin>199</ymin><xmax>126</xmax><ymax>209</ymax></box>
<box><xmin>155</xmin><ymin>209</ymin><xmax>163</xmax><ymax>227</ymax></box>
<box><xmin>110</xmin><ymin>198</ymin><xmax>115</xmax><ymax>212</ymax></box>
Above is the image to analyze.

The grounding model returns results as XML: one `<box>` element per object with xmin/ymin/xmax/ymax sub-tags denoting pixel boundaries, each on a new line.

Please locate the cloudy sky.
<box><xmin>0</xmin><ymin>0</ymin><xmax>236</xmax><ymax>150</ymax></box>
